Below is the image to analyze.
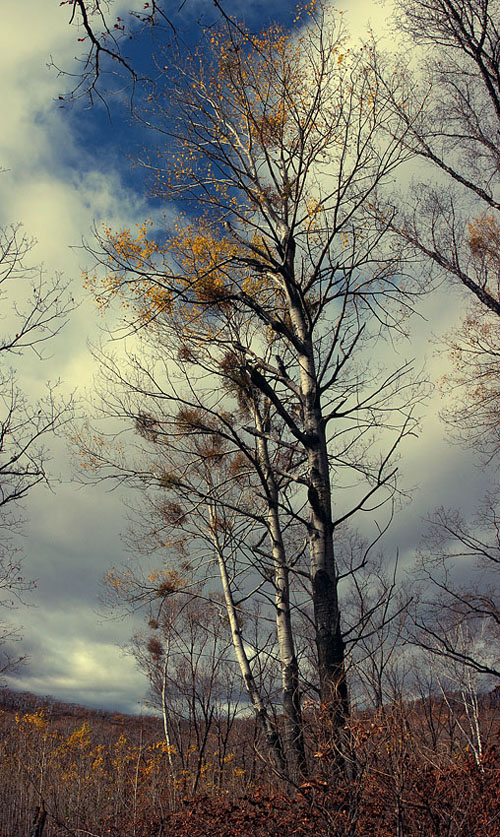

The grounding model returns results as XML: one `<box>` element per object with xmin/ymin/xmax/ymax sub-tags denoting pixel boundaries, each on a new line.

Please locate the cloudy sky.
<box><xmin>0</xmin><ymin>0</ymin><xmax>489</xmax><ymax>714</ymax></box>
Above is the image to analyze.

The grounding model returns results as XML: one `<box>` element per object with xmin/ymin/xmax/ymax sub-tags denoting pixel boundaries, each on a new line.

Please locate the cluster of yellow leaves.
<box><xmin>305</xmin><ymin>197</ymin><xmax>325</xmax><ymax>234</ymax></box>
<box><xmin>65</xmin><ymin>721</ymin><xmax>92</xmax><ymax>751</ymax></box>
<box><xmin>204</xmin><ymin>10</ymin><xmax>333</xmax><ymax>160</ymax></box>
<box><xmin>467</xmin><ymin>211</ymin><xmax>500</xmax><ymax>299</ymax></box>
<box><xmin>441</xmin><ymin>298</ymin><xmax>500</xmax><ymax>458</ymax></box>
<box><xmin>292</xmin><ymin>0</ymin><xmax>320</xmax><ymax>24</ymax></box>
<box><xmin>0</xmin><ymin>709</ymin><xmax>251</xmax><ymax>832</ymax></box>
<box><xmin>105</xmin><ymin>220</ymin><xmax>158</xmax><ymax>265</ymax></box>
<box><xmin>112</xmin><ymin>733</ymin><xmax>138</xmax><ymax>770</ymax></box>
<box><xmin>86</xmin><ymin>1</ymin><xmax>360</xmax><ymax>329</ymax></box>
<box><xmin>91</xmin><ymin>743</ymin><xmax>106</xmax><ymax>774</ymax></box>
<box><xmin>15</xmin><ymin>709</ymin><xmax>48</xmax><ymax>733</ymax></box>
<box><xmin>447</xmin><ymin>309</ymin><xmax>500</xmax><ymax>381</ymax></box>
<box><xmin>254</xmin><ymin>101</ymin><xmax>289</xmax><ymax>146</ymax></box>
<box><xmin>90</xmin><ymin>215</ymin><xmax>269</xmax><ymax>329</ymax></box>
<box><xmin>85</xmin><ymin>220</ymin><xmax>174</xmax><ymax>319</ymax></box>
<box><xmin>103</xmin><ymin>565</ymin><xmax>133</xmax><ymax>591</ymax></box>
<box><xmin>77</xmin><ymin>426</ymin><xmax>115</xmax><ymax>472</ymax></box>
<box><xmin>169</xmin><ymin>220</ymin><xmax>238</xmax><ymax>308</ymax></box>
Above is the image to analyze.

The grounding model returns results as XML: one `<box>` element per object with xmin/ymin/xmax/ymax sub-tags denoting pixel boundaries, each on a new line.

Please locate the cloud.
<box><xmin>0</xmin><ymin>0</ymin><xmax>491</xmax><ymax>714</ymax></box>
<box><xmin>0</xmin><ymin>0</ymin><xmax>156</xmax><ymax>709</ymax></box>
<box><xmin>5</xmin><ymin>607</ymin><xmax>146</xmax><ymax>713</ymax></box>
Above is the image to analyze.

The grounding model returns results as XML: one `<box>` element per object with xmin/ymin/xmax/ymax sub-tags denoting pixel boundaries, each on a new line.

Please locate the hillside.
<box><xmin>1</xmin><ymin>685</ymin><xmax>499</xmax><ymax>836</ymax></box>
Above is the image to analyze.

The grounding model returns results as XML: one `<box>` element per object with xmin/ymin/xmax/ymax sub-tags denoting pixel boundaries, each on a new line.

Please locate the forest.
<box><xmin>1</xmin><ymin>0</ymin><xmax>500</xmax><ymax>834</ymax></box>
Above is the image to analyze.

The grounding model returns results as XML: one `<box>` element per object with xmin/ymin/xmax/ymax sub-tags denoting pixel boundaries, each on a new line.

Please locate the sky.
<box><xmin>0</xmin><ymin>0</ymin><xmax>491</xmax><ymax>715</ymax></box>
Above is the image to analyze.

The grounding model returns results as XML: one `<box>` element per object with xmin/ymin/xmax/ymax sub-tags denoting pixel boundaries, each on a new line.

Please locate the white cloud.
<box><xmin>6</xmin><ymin>625</ymin><xmax>146</xmax><ymax>713</ymax></box>
<box><xmin>340</xmin><ymin>0</ymin><xmax>396</xmax><ymax>41</ymax></box>
<box><xmin>0</xmin><ymin>0</ymin><xmax>155</xmax><ymax>709</ymax></box>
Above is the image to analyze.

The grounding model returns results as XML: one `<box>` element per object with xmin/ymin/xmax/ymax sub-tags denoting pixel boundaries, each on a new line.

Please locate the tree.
<box><xmin>81</xmin><ymin>4</ymin><xmax>424</xmax><ymax>777</ymax></box>
<box><xmin>129</xmin><ymin>594</ymin><xmax>246</xmax><ymax>794</ymax></box>
<box><xmin>411</xmin><ymin>502</ymin><xmax>500</xmax><ymax>681</ymax></box>
<box><xmin>99</xmin><ymin>424</ymin><xmax>304</xmax><ymax>777</ymax></box>
<box><xmin>0</xmin><ymin>222</ymin><xmax>73</xmax><ymax>672</ymax></box>
<box><xmin>371</xmin><ymin>0</ymin><xmax>500</xmax><ymax>679</ymax></box>
<box><xmin>375</xmin><ymin>0</ymin><xmax>500</xmax><ymax>455</ymax></box>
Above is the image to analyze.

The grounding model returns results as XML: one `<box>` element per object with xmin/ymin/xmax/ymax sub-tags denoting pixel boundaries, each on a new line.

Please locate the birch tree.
<box><xmin>82</xmin><ymin>4</ymin><xmax>423</xmax><ymax>776</ymax></box>
<box><xmin>96</xmin><ymin>395</ymin><xmax>302</xmax><ymax>776</ymax></box>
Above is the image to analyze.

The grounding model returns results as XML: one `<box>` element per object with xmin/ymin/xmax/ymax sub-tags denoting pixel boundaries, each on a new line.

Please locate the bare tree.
<box><xmin>366</xmin><ymin>0</ymin><xmax>500</xmax><ymax>687</ymax></box>
<box><xmin>0</xmin><ymin>223</ymin><xmax>73</xmax><ymax>672</ymax></box>
<box><xmin>129</xmin><ymin>594</ymin><xmax>244</xmax><ymax>795</ymax></box>
<box><xmin>410</xmin><ymin>502</ymin><xmax>500</xmax><ymax>680</ymax></box>
<box><xmin>373</xmin><ymin>0</ymin><xmax>500</xmax><ymax>456</ymax></box>
<box><xmin>98</xmin><ymin>423</ymin><xmax>296</xmax><ymax>777</ymax></box>
<box><xmin>57</xmin><ymin>0</ymin><xmax>237</xmax><ymax>106</ymax></box>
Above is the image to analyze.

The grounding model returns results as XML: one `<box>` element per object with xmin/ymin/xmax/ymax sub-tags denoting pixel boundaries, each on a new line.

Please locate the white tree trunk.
<box><xmin>252</xmin><ymin>403</ymin><xmax>306</xmax><ymax>777</ymax></box>
<box><xmin>208</xmin><ymin>505</ymin><xmax>287</xmax><ymax>774</ymax></box>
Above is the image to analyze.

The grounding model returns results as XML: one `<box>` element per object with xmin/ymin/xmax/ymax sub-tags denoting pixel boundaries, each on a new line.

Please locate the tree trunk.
<box><xmin>253</xmin><ymin>403</ymin><xmax>307</xmax><ymax>779</ymax></box>
<box><xmin>286</xmin><ymin>276</ymin><xmax>350</xmax><ymax>763</ymax></box>
<box><xmin>29</xmin><ymin>804</ymin><xmax>47</xmax><ymax>837</ymax></box>
<box><xmin>161</xmin><ymin>642</ymin><xmax>176</xmax><ymax>776</ymax></box>
<box><xmin>209</xmin><ymin>506</ymin><xmax>288</xmax><ymax>775</ymax></box>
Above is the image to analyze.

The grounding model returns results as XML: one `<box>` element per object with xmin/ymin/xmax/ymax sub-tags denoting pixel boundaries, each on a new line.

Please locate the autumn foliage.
<box><xmin>1</xmin><ymin>687</ymin><xmax>500</xmax><ymax>836</ymax></box>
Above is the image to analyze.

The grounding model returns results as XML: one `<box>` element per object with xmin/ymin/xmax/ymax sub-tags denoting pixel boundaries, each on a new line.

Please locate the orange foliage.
<box><xmin>2</xmin><ymin>696</ymin><xmax>500</xmax><ymax>835</ymax></box>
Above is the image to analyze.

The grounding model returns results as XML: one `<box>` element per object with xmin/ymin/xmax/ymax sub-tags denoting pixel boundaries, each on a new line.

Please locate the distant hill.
<box><xmin>0</xmin><ymin>685</ymin><xmax>162</xmax><ymax>732</ymax></box>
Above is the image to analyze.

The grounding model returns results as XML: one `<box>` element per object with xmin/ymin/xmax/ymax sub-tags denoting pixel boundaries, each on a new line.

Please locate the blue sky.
<box><xmin>0</xmin><ymin>0</ymin><xmax>490</xmax><ymax>714</ymax></box>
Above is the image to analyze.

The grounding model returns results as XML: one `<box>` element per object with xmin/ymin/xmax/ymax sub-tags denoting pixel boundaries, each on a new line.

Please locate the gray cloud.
<box><xmin>1</xmin><ymin>0</ymin><xmax>492</xmax><ymax>713</ymax></box>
